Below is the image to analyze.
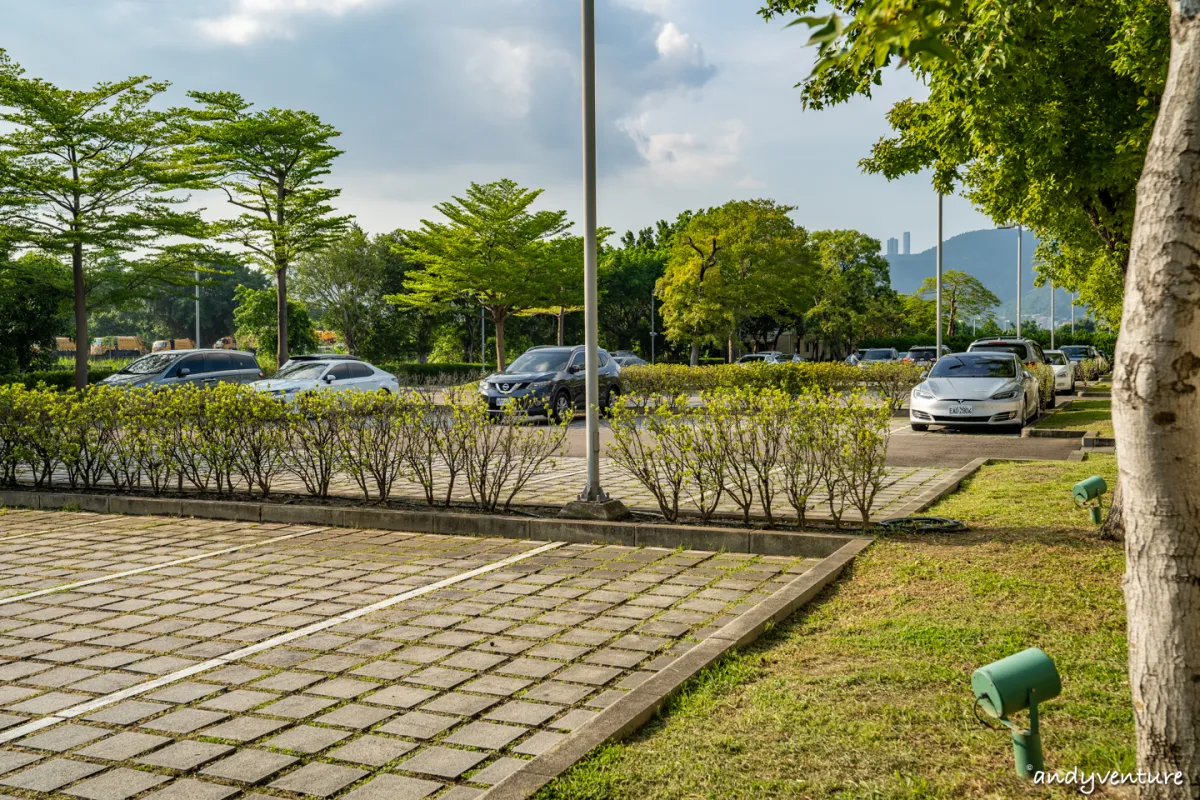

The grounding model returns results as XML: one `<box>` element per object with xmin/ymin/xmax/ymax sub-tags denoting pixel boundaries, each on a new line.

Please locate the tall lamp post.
<box><xmin>563</xmin><ymin>0</ymin><xmax>627</xmax><ymax>520</ymax></box>
<box><xmin>998</xmin><ymin>223</ymin><xmax>1023</xmax><ymax>336</ymax></box>
<box><xmin>649</xmin><ymin>289</ymin><xmax>657</xmax><ymax>364</ymax></box>
<box><xmin>1050</xmin><ymin>282</ymin><xmax>1056</xmax><ymax>350</ymax></box>
<box><xmin>195</xmin><ymin>269</ymin><xmax>201</xmax><ymax>347</ymax></box>
<box><xmin>936</xmin><ymin>193</ymin><xmax>943</xmax><ymax>360</ymax></box>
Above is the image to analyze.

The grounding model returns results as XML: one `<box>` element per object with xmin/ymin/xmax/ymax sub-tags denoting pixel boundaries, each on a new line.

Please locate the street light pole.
<box><xmin>195</xmin><ymin>270</ymin><xmax>201</xmax><ymax>347</ymax></box>
<box><xmin>936</xmin><ymin>193</ymin><xmax>943</xmax><ymax>360</ymax></box>
<box><xmin>1050</xmin><ymin>281</ymin><xmax>1055</xmax><ymax>350</ymax></box>
<box><xmin>649</xmin><ymin>289</ymin><xmax>656</xmax><ymax>364</ymax></box>
<box><xmin>480</xmin><ymin>304</ymin><xmax>486</xmax><ymax>372</ymax></box>
<box><xmin>1071</xmin><ymin>291</ymin><xmax>1076</xmax><ymax>335</ymax></box>
<box><xmin>1016</xmin><ymin>224</ymin><xmax>1023</xmax><ymax>337</ymax></box>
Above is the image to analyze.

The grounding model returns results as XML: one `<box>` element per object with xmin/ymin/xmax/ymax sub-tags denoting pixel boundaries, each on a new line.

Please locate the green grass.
<box><xmin>1035</xmin><ymin>399</ymin><xmax>1114</xmax><ymax>437</ymax></box>
<box><xmin>537</xmin><ymin>456</ymin><xmax>1128</xmax><ymax>800</ymax></box>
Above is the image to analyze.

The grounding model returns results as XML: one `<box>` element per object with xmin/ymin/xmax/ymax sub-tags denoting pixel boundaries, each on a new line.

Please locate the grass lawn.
<box><xmin>1036</xmin><ymin>399</ymin><xmax>1114</xmax><ymax>437</ymax></box>
<box><xmin>538</xmin><ymin>455</ymin><xmax>1128</xmax><ymax>800</ymax></box>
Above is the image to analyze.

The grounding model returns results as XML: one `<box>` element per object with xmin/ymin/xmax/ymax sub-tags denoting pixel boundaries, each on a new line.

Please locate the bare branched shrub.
<box><xmin>338</xmin><ymin>391</ymin><xmax>408</xmax><ymax>501</ymax></box>
<box><xmin>606</xmin><ymin>398</ymin><xmax>690</xmax><ymax>521</ymax></box>
<box><xmin>283</xmin><ymin>391</ymin><xmax>344</xmax><ymax>498</ymax></box>
<box><xmin>782</xmin><ymin>390</ymin><xmax>824</xmax><ymax>529</ymax></box>
<box><xmin>836</xmin><ymin>392</ymin><xmax>892</xmax><ymax>528</ymax></box>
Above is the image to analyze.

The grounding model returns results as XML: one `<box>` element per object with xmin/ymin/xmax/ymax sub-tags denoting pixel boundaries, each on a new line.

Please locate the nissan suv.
<box><xmin>479</xmin><ymin>345</ymin><xmax>623</xmax><ymax>421</ymax></box>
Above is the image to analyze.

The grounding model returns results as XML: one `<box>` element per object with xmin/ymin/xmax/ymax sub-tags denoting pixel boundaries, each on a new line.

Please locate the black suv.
<box><xmin>479</xmin><ymin>345</ymin><xmax>624</xmax><ymax>420</ymax></box>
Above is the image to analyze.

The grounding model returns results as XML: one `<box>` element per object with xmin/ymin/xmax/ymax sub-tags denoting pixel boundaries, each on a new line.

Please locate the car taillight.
<box><xmin>258</xmin><ymin>371</ymin><xmax>264</xmax><ymax>379</ymax></box>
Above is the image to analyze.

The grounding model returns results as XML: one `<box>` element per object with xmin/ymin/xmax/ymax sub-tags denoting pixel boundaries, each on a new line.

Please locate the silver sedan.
<box><xmin>251</xmin><ymin>357</ymin><xmax>400</xmax><ymax>399</ymax></box>
<box><xmin>909</xmin><ymin>352</ymin><xmax>1040</xmax><ymax>433</ymax></box>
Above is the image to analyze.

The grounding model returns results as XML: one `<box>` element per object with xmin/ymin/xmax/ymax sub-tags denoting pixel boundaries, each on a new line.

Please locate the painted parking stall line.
<box><xmin>0</xmin><ymin>526</ymin><xmax>329</xmax><ymax>606</ymax></box>
<box><xmin>0</xmin><ymin>539</ymin><xmax>566</xmax><ymax>744</ymax></box>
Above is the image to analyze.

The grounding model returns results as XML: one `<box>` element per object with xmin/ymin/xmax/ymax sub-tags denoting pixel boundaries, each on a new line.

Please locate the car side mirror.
<box><xmin>178</xmin><ymin>368</ymin><xmax>190</xmax><ymax>378</ymax></box>
<box><xmin>324</xmin><ymin>374</ymin><xmax>336</xmax><ymax>382</ymax></box>
<box><xmin>569</xmin><ymin>364</ymin><xmax>582</xmax><ymax>374</ymax></box>
<box><xmin>920</xmin><ymin>371</ymin><xmax>929</xmax><ymax>379</ymax></box>
<box><xmin>1024</xmin><ymin>370</ymin><xmax>1033</xmax><ymax>379</ymax></box>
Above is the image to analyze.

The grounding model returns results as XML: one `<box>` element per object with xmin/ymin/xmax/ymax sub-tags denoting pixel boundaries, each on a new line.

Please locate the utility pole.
<box><xmin>649</xmin><ymin>289</ymin><xmax>656</xmax><ymax>364</ymax></box>
<box><xmin>480</xmin><ymin>304</ymin><xmax>486</xmax><ymax>372</ymax></box>
<box><xmin>1017</xmin><ymin>225</ymin><xmax>1023</xmax><ymax>337</ymax></box>
<box><xmin>936</xmin><ymin>193</ymin><xmax>943</xmax><ymax>360</ymax></box>
<box><xmin>1071</xmin><ymin>291</ymin><xmax>1076</xmax><ymax>335</ymax></box>
<box><xmin>195</xmin><ymin>270</ymin><xmax>201</xmax><ymax>347</ymax></box>
<box><xmin>563</xmin><ymin>0</ymin><xmax>626</xmax><ymax>520</ymax></box>
<box><xmin>1050</xmin><ymin>282</ymin><xmax>1056</xmax><ymax>350</ymax></box>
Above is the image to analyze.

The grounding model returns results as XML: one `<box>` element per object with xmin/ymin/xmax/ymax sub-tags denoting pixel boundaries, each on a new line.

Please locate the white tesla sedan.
<box><xmin>251</xmin><ymin>356</ymin><xmax>400</xmax><ymax>399</ymax></box>
<box><xmin>1044</xmin><ymin>350</ymin><xmax>1077</xmax><ymax>395</ymax></box>
<box><xmin>909</xmin><ymin>352</ymin><xmax>1040</xmax><ymax>433</ymax></box>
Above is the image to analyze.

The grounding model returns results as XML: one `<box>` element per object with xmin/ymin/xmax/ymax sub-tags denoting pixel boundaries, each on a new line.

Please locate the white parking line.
<box><xmin>0</xmin><ymin>527</ymin><xmax>329</xmax><ymax>606</ymax></box>
<box><xmin>0</xmin><ymin>539</ymin><xmax>566</xmax><ymax>744</ymax></box>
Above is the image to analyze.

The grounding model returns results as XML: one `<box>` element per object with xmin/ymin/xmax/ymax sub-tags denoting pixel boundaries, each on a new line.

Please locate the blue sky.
<box><xmin>4</xmin><ymin>0</ymin><xmax>992</xmax><ymax>250</ymax></box>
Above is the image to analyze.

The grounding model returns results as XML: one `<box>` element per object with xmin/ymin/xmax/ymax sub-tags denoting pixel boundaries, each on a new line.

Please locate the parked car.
<box><xmin>1044</xmin><ymin>350</ymin><xmax>1078</xmax><ymax>395</ymax></box>
<box><xmin>251</xmin><ymin>356</ymin><xmax>399</xmax><ymax>399</ymax></box>
<box><xmin>98</xmin><ymin>349</ymin><xmax>263</xmax><ymax>389</ymax></box>
<box><xmin>858</xmin><ymin>348</ymin><xmax>900</xmax><ymax>366</ymax></box>
<box><xmin>479</xmin><ymin>345</ymin><xmax>623</xmax><ymax>421</ymax></box>
<box><xmin>909</xmin><ymin>352</ymin><xmax>1039</xmax><ymax>433</ymax></box>
<box><xmin>966</xmin><ymin>336</ymin><xmax>1047</xmax><ymax>366</ymax></box>
<box><xmin>612</xmin><ymin>354</ymin><xmax>648</xmax><ymax>367</ymax></box>
<box><xmin>904</xmin><ymin>345</ymin><xmax>951</xmax><ymax>365</ymax></box>
<box><xmin>791</xmin><ymin>354</ymin><xmax>809</xmax><ymax>363</ymax></box>
<box><xmin>1059</xmin><ymin>345</ymin><xmax>1109</xmax><ymax>370</ymax></box>
<box><xmin>736</xmin><ymin>351</ymin><xmax>787</xmax><ymax>365</ymax></box>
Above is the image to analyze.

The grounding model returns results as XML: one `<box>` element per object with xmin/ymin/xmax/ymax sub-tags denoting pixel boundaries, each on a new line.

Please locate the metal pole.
<box><xmin>480</xmin><ymin>304</ymin><xmax>486</xmax><ymax>371</ymax></box>
<box><xmin>580</xmin><ymin>0</ymin><xmax>604</xmax><ymax>502</ymax></box>
<box><xmin>195</xmin><ymin>269</ymin><xmax>201</xmax><ymax>346</ymax></box>
<box><xmin>1071</xmin><ymin>292</ymin><xmax>1076</xmax><ymax>335</ymax></box>
<box><xmin>649</xmin><ymin>290</ymin><xmax>656</xmax><ymax>364</ymax></box>
<box><xmin>1050</xmin><ymin>282</ymin><xmax>1055</xmax><ymax>350</ymax></box>
<box><xmin>1016</xmin><ymin>225</ymin><xmax>1023</xmax><ymax>338</ymax></box>
<box><xmin>936</xmin><ymin>193</ymin><xmax>943</xmax><ymax>360</ymax></box>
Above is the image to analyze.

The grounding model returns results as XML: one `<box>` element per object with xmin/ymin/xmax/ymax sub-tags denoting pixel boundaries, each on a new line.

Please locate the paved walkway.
<box><xmin>0</xmin><ymin>510</ymin><xmax>818</xmax><ymax>799</ymax></box>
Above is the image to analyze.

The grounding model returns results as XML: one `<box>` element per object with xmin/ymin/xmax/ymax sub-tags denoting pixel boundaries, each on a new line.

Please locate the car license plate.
<box><xmin>948</xmin><ymin>405</ymin><xmax>974</xmax><ymax>415</ymax></box>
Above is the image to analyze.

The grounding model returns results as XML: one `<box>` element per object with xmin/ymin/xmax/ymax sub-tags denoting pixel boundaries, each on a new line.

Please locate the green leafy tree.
<box><xmin>518</xmin><ymin>235</ymin><xmax>586</xmax><ymax>347</ymax></box>
<box><xmin>0</xmin><ymin>50</ymin><xmax>214</xmax><ymax>388</ymax></box>
<box><xmin>915</xmin><ymin>269</ymin><xmax>1000</xmax><ymax>336</ymax></box>
<box><xmin>0</xmin><ymin>253</ymin><xmax>70</xmax><ymax>372</ymax></box>
<box><xmin>805</xmin><ymin>230</ymin><xmax>897</xmax><ymax>355</ymax></box>
<box><xmin>659</xmin><ymin>200</ymin><xmax>815</xmax><ymax>365</ymax></box>
<box><xmin>181</xmin><ymin>91</ymin><xmax>351</xmax><ymax>366</ymax></box>
<box><xmin>293</xmin><ymin>225</ymin><xmax>386</xmax><ymax>356</ymax></box>
<box><xmin>232</xmin><ymin>285</ymin><xmax>317</xmax><ymax>364</ymax></box>
<box><xmin>394</xmin><ymin>179</ymin><xmax>571</xmax><ymax>370</ymax></box>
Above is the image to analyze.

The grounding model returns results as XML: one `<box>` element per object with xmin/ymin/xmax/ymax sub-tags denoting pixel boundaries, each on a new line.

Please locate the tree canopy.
<box><xmin>916</xmin><ymin>269</ymin><xmax>1000</xmax><ymax>337</ymax></box>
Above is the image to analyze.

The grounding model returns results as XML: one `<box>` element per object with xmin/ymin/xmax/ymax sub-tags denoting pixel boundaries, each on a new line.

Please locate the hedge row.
<box><xmin>619</xmin><ymin>362</ymin><xmax>925</xmax><ymax>411</ymax></box>
<box><xmin>0</xmin><ymin>383</ymin><xmax>565</xmax><ymax>512</ymax></box>
<box><xmin>0</xmin><ymin>368</ymin><xmax>116</xmax><ymax>390</ymax></box>
<box><xmin>608</xmin><ymin>387</ymin><xmax>891</xmax><ymax>528</ymax></box>
<box><xmin>375</xmin><ymin>362</ymin><xmax>484</xmax><ymax>384</ymax></box>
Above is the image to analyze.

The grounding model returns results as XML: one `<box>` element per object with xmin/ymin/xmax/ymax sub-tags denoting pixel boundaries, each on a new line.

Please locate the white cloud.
<box><xmin>618</xmin><ymin>113</ymin><xmax>747</xmax><ymax>184</ymax></box>
<box><xmin>655</xmin><ymin>22</ymin><xmax>706</xmax><ymax>68</ymax></box>
<box><xmin>197</xmin><ymin>0</ymin><xmax>387</xmax><ymax>44</ymax></box>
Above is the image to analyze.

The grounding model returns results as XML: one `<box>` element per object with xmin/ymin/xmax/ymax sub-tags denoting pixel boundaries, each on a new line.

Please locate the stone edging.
<box><xmin>882</xmin><ymin>457</ymin><xmax>987</xmax><ymax>519</ymax></box>
<box><xmin>1082</xmin><ymin>431</ymin><xmax>1117</xmax><ymax>448</ymax></box>
<box><xmin>0</xmin><ymin>489</ymin><xmax>857</xmax><ymax>559</ymax></box>
<box><xmin>1024</xmin><ymin>428</ymin><xmax>1087</xmax><ymax>439</ymax></box>
<box><xmin>478</xmin><ymin>536</ymin><xmax>873</xmax><ymax>800</ymax></box>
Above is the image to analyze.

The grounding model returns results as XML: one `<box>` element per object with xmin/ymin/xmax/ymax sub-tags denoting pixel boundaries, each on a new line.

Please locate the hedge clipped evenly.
<box><xmin>620</xmin><ymin>362</ymin><xmax>923</xmax><ymax>410</ymax></box>
<box><xmin>0</xmin><ymin>367</ymin><xmax>116</xmax><ymax>390</ymax></box>
<box><xmin>607</xmin><ymin>387</ymin><xmax>892</xmax><ymax>529</ymax></box>
<box><xmin>1028</xmin><ymin>362</ymin><xmax>1057</xmax><ymax>409</ymax></box>
<box><xmin>378</xmin><ymin>362</ymin><xmax>484</xmax><ymax>385</ymax></box>
<box><xmin>0</xmin><ymin>383</ymin><xmax>568</xmax><ymax>513</ymax></box>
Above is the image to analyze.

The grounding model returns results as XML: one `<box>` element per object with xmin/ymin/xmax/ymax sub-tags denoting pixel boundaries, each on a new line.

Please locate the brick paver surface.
<box><xmin>0</xmin><ymin>509</ymin><xmax>820</xmax><ymax>798</ymax></box>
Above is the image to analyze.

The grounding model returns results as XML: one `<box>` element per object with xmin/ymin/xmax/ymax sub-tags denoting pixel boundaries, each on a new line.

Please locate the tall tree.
<box><xmin>806</xmin><ymin>230</ymin><xmax>896</xmax><ymax>354</ymax></box>
<box><xmin>659</xmin><ymin>200</ymin><xmax>815</xmax><ymax>365</ymax></box>
<box><xmin>759</xmin><ymin>0</ymin><xmax>1200</xmax><ymax>790</ymax></box>
<box><xmin>181</xmin><ymin>91</ymin><xmax>350</xmax><ymax>366</ymax></box>
<box><xmin>232</xmin><ymin>285</ymin><xmax>317</xmax><ymax>364</ymax></box>
<box><xmin>293</xmin><ymin>225</ymin><xmax>386</xmax><ymax>356</ymax></box>
<box><xmin>0</xmin><ymin>50</ymin><xmax>211</xmax><ymax>388</ymax></box>
<box><xmin>916</xmin><ymin>270</ymin><xmax>1000</xmax><ymax>336</ymax></box>
<box><xmin>518</xmin><ymin>235</ymin><xmax>586</xmax><ymax>347</ymax></box>
<box><xmin>395</xmin><ymin>180</ymin><xmax>571</xmax><ymax>370</ymax></box>
<box><xmin>0</xmin><ymin>253</ymin><xmax>70</xmax><ymax>372</ymax></box>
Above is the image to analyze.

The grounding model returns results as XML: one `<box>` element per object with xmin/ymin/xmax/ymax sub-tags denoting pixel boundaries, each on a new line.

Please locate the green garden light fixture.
<box><xmin>972</xmin><ymin>648</ymin><xmax>1062</xmax><ymax>778</ymax></box>
<box><xmin>1072</xmin><ymin>476</ymin><xmax>1108</xmax><ymax>525</ymax></box>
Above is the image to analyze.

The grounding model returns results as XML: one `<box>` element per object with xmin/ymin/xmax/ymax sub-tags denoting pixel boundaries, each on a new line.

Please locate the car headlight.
<box><xmin>528</xmin><ymin>380</ymin><xmax>551</xmax><ymax>392</ymax></box>
<box><xmin>912</xmin><ymin>386</ymin><xmax>934</xmax><ymax>400</ymax></box>
<box><xmin>990</xmin><ymin>387</ymin><xmax>1019</xmax><ymax>400</ymax></box>
<box><xmin>478</xmin><ymin>380</ymin><xmax>489</xmax><ymax>392</ymax></box>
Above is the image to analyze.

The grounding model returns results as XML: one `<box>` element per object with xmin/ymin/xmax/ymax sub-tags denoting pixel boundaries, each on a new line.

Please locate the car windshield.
<box><xmin>1046</xmin><ymin>352</ymin><xmax>1069</xmax><ymax>365</ymax></box>
<box><xmin>909</xmin><ymin>348</ymin><xmax>936</xmax><ymax>358</ymax></box>
<box><xmin>930</xmin><ymin>355</ymin><xmax>1017</xmax><ymax>379</ymax></box>
<box><xmin>506</xmin><ymin>350</ymin><xmax>571</xmax><ymax>374</ymax></box>
<box><xmin>120</xmin><ymin>353</ymin><xmax>183</xmax><ymax>375</ymax></box>
<box><xmin>738</xmin><ymin>355</ymin><xmax>767</xmax><ymax>362</ymax></box>
<box><xmin>273</xmin><ymin>362</ymin><xmax>328</xmax><ymax>381</ymax></box>
<box><xmin>1061</xmin><ymin>346</ymin><xmax>1088</xmax><ymax>357</ymax></box>
<box><xmin>971</xmin><ymin>343</ymin><xmax>1027</xmax><ymax>358</ymax></box>
<box><xmin>864</xmin><ymin>349</ymin><xmax>894</xmax><ymax>360</ymax></box>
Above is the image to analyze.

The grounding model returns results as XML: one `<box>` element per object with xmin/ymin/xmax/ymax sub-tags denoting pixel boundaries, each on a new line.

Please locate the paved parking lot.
<box><xmin>0</xmin><ymin>510</ymin><xmax>816</xmax><ymax>800</ymax></box>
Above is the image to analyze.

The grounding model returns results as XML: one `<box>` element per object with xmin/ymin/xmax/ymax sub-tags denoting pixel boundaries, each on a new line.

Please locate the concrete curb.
<box><xmin>478</xmin><ymin>536</ymin><xmax>873</xmax><ymax>800</ymax></box>
<box><xmin>1082</xmin><ymin>431</ymin><xmax>1117</xmax><ymax>448</ymax></box>
<box><xmin>1023</xmin><ymin>428</ymin><xmax>1087</xmax><ymax>440</ymax></box>
<box><xmin>883</xmin><ymin>457</ymin><xmax>987</xmax><ymax>519</ymax></box>
<box><xmin>0</xmin><ymin>489</ymin><xmax>857</xmax><ymax>559</ymax></box>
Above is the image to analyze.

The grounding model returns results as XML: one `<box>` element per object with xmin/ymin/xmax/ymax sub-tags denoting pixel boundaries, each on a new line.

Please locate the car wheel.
<box><xmin>550</xmin><ymin>390</ymin><xmax>574</xmax><ymax>423</ymax></box>
<box><xmin>602</xmin><ymin>386</ymin><xmax>621</xmax><ymax>417</ymax></box>
<box><xmin>911</xmin><ymin>423</ymin><xmax>929</xmax><ymax>432</ymax></box>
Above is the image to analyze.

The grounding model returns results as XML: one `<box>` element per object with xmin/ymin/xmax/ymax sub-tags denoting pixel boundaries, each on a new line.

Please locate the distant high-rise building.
<box><xmin>886</xmin><ymin>237</ymin><xmax>899</xmax><ymax>257</ymax></box>
<box><xmin>903</xmin><ymin>232</ymin><xmax>911</xmax><ymax>255</ymax></box>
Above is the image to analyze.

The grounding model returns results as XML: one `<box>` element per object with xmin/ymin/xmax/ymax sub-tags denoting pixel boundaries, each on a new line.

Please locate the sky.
<box><xmin>3</xmin><ymin>0</ymin><xmax>993</xmax><ymax>251</ymax></box>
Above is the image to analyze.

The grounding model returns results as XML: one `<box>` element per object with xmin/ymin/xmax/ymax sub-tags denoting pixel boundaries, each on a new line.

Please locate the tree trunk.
<box><xmin>493</xmin><ymin>308</ymin><xmax>506</xmax><ymax>371</ymax></box>
<box><xmin>690</xmin><ymin>342</ymin><xmax>699</xmax><ymax>367</ymax></box>
<box><xmin>727</xmin><ymin>337</ymin><xmax>734</xmax><ymax>363</ymax></box>
<box><xmin>72</xmin><ymin>241</ymin><xmax>87</xmax><ymax>391</ymax></box>
<box><xmin>1115</xmin><ymin>4</ymin><xmax>1200</xmax><ymax>793</ymax></box>
<box><xmin>276</xmin><ymin>268</ymin><xmax>289</xmax><ymax>367</ymax></box>
<box><xmin>1099</xmin><ymin>480</ymin><xmax>1125</xmax><ymax>541</ymax></box>
<box><xmin>557</xmin><ymin>307</ymin><xmax>565</xmax><ymax>347</ymax></box>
